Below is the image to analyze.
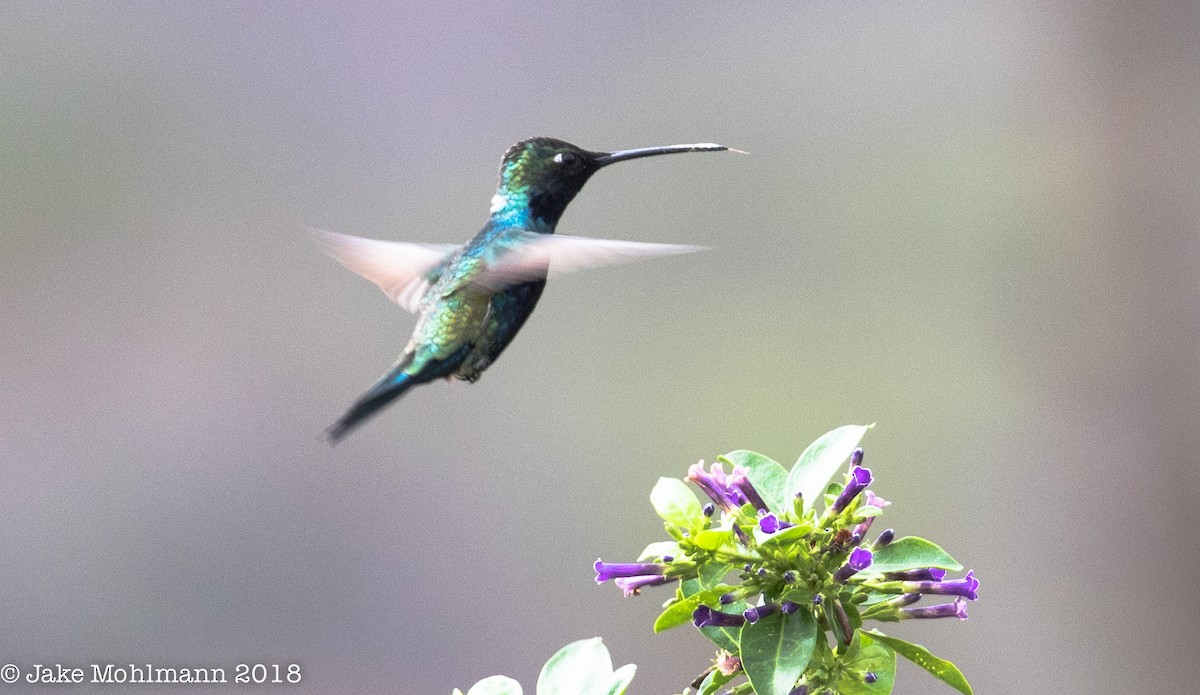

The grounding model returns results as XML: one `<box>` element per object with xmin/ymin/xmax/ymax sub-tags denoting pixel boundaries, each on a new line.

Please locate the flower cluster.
<box><xmin>592</xmin><ymin>426</ymin><xmax>978</xmax><ymax>695</ymax></box>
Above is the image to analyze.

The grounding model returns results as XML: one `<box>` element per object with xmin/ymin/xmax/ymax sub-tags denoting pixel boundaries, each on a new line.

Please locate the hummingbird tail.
<box><xmin>324</xmin><ymin>366</ymin><xmax>416</xmax><ymax>445</ymax></box>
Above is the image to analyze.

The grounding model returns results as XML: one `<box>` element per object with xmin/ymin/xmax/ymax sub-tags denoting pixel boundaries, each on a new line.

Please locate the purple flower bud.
<box><xmin>693</xmin><ymin>605</ymin><xmax>747</xmax><ymax>629</ymax></box>
<box><xmin>812</xmin><ymin>595</ymin><xmax>823</xmax><ymax>605</ymax></box>
<box><xmin>864</xmin><ymin>672</ymin><xmax>878</xmax><ymax>684</ymax></box>
<box><xmin>873</xmin><ymin>528</ymin><xmax>895</xmax><ymax>549</ymax></box>
<box><xmin>884</xmin><ymin>568</ymin><xmax>946</xmax><ymax>582</ymax></box>
<box><xmin>851</xmin><ymin>447</ymin><xmax>864</xmax><ymax>466</ymax></box>
<box><xmin>744</xmin><ymin>603</ymin><xmax>781</xmax><ymax>623</ymax></box>
<box><xmin>781</xmin><ymin>600</ymin><xmax>800</xmax><ymax>614</ymax></box>
<box><xmin>899</xmin><ymin>597</ymin><xmax>970</xmax><ymax>620</ymax></box>
<box><xmin>719</xmin><ymin>592</ymin><xmax>736</xmax><ymax>605</ymax></box>
<box><xmin>728</xmin><ymin>466</ymin><xmax>771</xmax><ymax>513</ymax></box>
<box><xmin>901</xmin><ymin>570</ymin><xmax>978</xmax><ymax>600</ymax></box>
<box><xmin>831</xmin><ymin>466</ymin><xmax>873</xmax><ymax>513</ymax></box>
<box><xmin>594</xmin><ymin>559</ymin><xmax>666</xmax><ymax>583</ymax></box>
<box><xmin>782</xmin><ymin>571</ymin><xmax>796</xmax><ymax>584</ymax></box>
<box><xmin>834</xmin><ymin>547</ymin><xmax>873</xmax><ymax>583</ymax></box>
<box><xmin>789</xmin><ymin>686</ymin><xmax>809</xmax><ymax>695</ymax></box>
<box><xmin>613</xmin><ymin>574</ymin><xmax>678</xmax><ymax>597</ymax></box>
<box><xmin>757</xmin><ymin>567</ymin><xmax>768</xmax><ymax>578</ymax></box>
<box><xmin>702</xmin><ymin>503</ymin><xmax>715</xmax><ymax>517</ymax></box>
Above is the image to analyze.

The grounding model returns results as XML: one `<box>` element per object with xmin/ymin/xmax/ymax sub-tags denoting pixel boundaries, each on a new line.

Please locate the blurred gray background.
<box><xmin>2</xmin><ymin>2</ymin><xmax>1197</xmax><ymax>693</ymax></box>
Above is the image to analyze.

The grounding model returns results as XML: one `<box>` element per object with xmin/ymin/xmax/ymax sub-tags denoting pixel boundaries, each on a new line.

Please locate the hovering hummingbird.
<box><xmin>314</xmin><ymin>137</ymin><xmax>734</xmax><ymax>443</ymax></box>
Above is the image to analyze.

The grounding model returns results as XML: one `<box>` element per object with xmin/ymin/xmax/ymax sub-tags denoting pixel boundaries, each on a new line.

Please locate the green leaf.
<box><xmin>698</xmin><ymin>562</ymin><xmax>733</xmax><ymax>589</ymax></box>
<box><xmin>739</xmin><ymin>608</ymin><xmax>818</xmax><ymax>695</ymax></box>
<box><xmin>757</xmin><ymin>522</ymin><xmax>815</xmax><ymax>549</ymax></box>
<box><xmin>836</xmin><ymin>632</ymin><xmax>896</xmax><ymax>695</ymax></box>
<box><xmin>655</xmin><ymin>595</ymin><xmax>702</xmax><ymax>632</ymax></box>
<box><xmin>785</xmin><ymin>425</ymin><xmax>872</xmax><ymax>511</ymax></box>
<box><xmin>466</xmin><ymin>675</ymin><xmax>523</xmax><ymax>695</ymax></box>
<box><xmin>868</xmin><ymin>537</ymin><xmax>963</xmax><ymax>573</ymax></box>
<box><xmin>852</xmin><ymin>505</ymin><xmax>884</xmax><ymax>520</ymax></box>
<box><xmin>657</xmin><ymin>584</ymin><xmax>733</xmax><ymax>633</ymax></box>
<box><xmin>536</xmin><ymin>637</ymin><xmax>636</xmax><ymax>695</ymax></box>
<box><xmin>866</xmin><ymin>630</ymin><xmax>973</xmax><ymax>695</ymax></box>
<box><xmin>692</xmin><ymin>528</ymin><xmax>733</xmax><ymax>551</ymax></box>
<box><xmin>698</xmin><ymin>667</ymin><xmax>737</xmax><ymax>695</ymax></box>
<box><xmin>650</xmin><ymin>477</ymin><xmax>702</xmax><ymax>528</ymax></box>
<box><xmin>602</xmin><ymin>665</ymin><xmax>636</xmax><ymax>695</ymax></box>
<box><xmin>719</xmin><ymin>450</ymin><xmax>789</xmax><ymax>513</ymax></box>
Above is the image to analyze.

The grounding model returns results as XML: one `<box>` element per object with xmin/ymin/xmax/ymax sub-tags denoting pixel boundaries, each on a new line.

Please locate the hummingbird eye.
<box><xmin>553</xmin><ymin>151</ymin><xmax>579</xmax><ymax>167</ymax></box>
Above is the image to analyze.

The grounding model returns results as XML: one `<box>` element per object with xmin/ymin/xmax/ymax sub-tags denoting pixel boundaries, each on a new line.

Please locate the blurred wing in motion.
<box><xmin>311</xmin><ymin>228</ymin><xmax>458</xmax><ymax>312</ymax></box>
<box><xmin>473</xmin><ymin>233</ymin><xmax>708</xmax><ymax>290</ymax></box>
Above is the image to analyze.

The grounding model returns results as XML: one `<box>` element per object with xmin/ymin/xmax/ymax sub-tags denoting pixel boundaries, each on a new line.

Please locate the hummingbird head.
<box><xmin>492</xmin><ymin>137</ymin><xmax>731</xmax><ymax>226</ymax></box>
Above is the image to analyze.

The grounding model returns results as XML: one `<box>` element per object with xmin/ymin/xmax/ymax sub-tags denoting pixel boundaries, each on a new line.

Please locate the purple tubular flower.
<box><xmin>834</xmin><ymin>547</ymin><xmax>873</xmax><ymax>583</ymax></box>
<box><xmin>687</xmin><ymin>462</ymin><xmax>741</xmax><ymax>512</ymax></box>
<box><xmin>884</xmin><ymin>568</ymin><xmax>947</xmax><ymax>582</ymax></box>
<box><xmin>789</xmin><ymin>687</ymin><xmax>809</xmax><ymax>695</ymax></box>
<box><xmin>758</xmin><ymin>513</ymin><xmax>794</xmax><ymax>534</ymax></box>
<box><xmin>781</xmin><ymin>600</ymin><xmax>800</xmax><ymax>614</ymax></box>
<box><xmin>728</xmin><ymin>466</ymin><xmax>770</xmax><ymax>513</ymax></box>
<box><xmin>593</xmin><ymin>560</ymin><xmax>666</xmax><ymax>583</ymax></box>
<box><xmin>832</xmin><ymin>466</ymin><xmax>873</xmax><ymax>513</ymax></box>
<box><xmin>693</xmin><ymin>605</ymin><xmax>747</xmax><ymax>629</ymax></box>
<box><xmin>851</xmin><ymin>491</ymin><xmax>890</xmax><ymax>537</ymax></box>
<box><xmin>863</xmin><ymin>490</ymin><xmax>889</xmax><ymax>509</ymax></box>
<box><xmin>900</xmin><ymin>597</ymin><xmax>970</xmax><ymax>620</ymax></box>
<box><xmin>744</xmin><ymin>603</ymin><xmax>781</xmax><ymax>623</ymax></box>
<box><xmin>832</xmin><ymin>599</ymin><xmax>853</xmax><ymax>645</ymax></box>
<box><xmin>613</xmin><ymin>574</ymin><xmax>678</xmax><ymax>597</ymax></box>
<box><xmin>901</xmin><ymin>570</ymin><xmax>979</xmax><ymax>600</ymax></box>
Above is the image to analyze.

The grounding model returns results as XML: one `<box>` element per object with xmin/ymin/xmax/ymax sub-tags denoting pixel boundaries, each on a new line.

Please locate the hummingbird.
<box><xmin>314</xmin><ymin>137</ymin><xmax>733</xmax><ymax>443</ymax></box>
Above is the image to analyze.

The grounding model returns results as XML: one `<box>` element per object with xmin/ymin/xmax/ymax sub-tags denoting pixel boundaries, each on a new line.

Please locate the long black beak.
<box><xmin>593</xmin><ymin>143</ymin><xmax>732</xmax><ymax>167</ymax></box>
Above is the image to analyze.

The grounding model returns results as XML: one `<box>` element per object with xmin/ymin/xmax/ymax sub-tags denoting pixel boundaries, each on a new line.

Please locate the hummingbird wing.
<box><xmin>311</xmin><ymin>229</ymin><xmax>459</xmax><ymax>313</ymax></box>
<box><xmin>469</xmin><ymin>233</ymin><xmax>708</xmax><ymax>290</ymax></box>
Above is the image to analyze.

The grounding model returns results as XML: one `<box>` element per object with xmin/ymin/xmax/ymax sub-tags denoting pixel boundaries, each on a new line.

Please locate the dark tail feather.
<box><xmin>324</xmin><ymin>366</ymin><xmax>416</xmax><ymax>445</ymax></box>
